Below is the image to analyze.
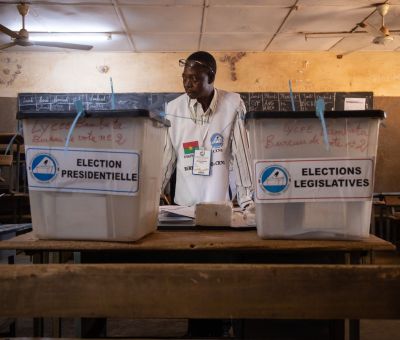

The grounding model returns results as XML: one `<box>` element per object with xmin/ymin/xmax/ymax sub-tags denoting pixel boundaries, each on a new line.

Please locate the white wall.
<box><xmin>0</xmin><ymin>51</ymin><xmax>399</xmax><ymax>96</ymax></box>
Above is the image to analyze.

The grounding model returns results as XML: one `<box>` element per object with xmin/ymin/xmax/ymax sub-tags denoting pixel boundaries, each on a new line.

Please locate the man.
<box><xmin>162</xmin><ymin>51</ymin><xmax>254</xmax><ymax>211</ymax></box>
<box><xmin>162</xmin><ymin>50</ymin><xmax>253</xmax><ymax>337</ymax></box>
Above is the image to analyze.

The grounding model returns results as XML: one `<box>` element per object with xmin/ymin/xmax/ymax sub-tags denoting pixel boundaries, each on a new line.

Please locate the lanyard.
<box><xmin>199</xmin><ymin>115</ymin><xmax>215</xmax><ymax>148</ymax></box>
<box><xmin>189</xmin><ymin>102</ymin><xmax>217</xmax><ymax>148</ymax></box>
<box><xmin>188</xmin><ymin>89</ymin><xmax>219</xmax><ymax>148</ymax></box>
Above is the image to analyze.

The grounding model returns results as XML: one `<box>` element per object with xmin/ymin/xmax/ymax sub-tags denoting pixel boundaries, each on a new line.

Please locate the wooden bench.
<box><xmin>0</xmin><ymin>231</ymin><xmax>397</xmax><ymax>339</ymax></box>
<box><xmin>0</xmin><ymin>263</ymin><xmax>399</xmax><ymax>320</ymax></box>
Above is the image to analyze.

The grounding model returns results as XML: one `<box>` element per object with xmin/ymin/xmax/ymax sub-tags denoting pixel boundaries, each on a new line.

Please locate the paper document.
<box><xmin>159</xmin><ymin>205</ymin><xmax>195</xmax><ymax>218</ymax></box>
<box><xmin>344</xmin><ymin>98</ymin><xmax>366</xmax><ymax>110</ymax></box>
<box><xmin>158</xmin><ymin>205</ymin><xmax>195</xmax><ymax>227</ymax></box>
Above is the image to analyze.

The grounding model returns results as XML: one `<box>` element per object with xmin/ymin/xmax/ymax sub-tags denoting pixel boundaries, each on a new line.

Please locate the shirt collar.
<box><xmin>188</xmin><ymin>88</ymin><xmax>218</xmax><ymax>116</ymax></box>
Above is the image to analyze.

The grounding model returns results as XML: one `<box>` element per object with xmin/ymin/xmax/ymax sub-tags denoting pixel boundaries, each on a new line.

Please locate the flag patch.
<box><xmin>183</xmin><ymin>141</ymin><xmax>199</xmax><ymax>155</ymax></box>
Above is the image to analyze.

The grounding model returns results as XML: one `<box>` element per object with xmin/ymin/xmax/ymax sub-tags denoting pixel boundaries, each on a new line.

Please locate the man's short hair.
<box><xmin>187</xmin><ymin>51</ymin><xmax>217</xmax><ymax>76</ymax></box>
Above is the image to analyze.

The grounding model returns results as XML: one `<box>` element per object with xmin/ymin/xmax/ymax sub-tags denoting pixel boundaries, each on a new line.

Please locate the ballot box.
<box><xmin>246</xmin><ymin>110</ymin><xmax>385</xmax><ymax>239</ymax></box>
<box><xmin>18</xmin><ymin>109</ymin><xmax>170</xmax><ymax>241</ymax></box>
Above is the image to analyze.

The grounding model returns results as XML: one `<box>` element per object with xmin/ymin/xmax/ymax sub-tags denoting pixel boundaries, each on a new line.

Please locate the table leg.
<box><xmin>50</xmin><ymin>251</ymin><xmax>62</xmax><ymax>337</ymax></box>
<box><xmin>80</xmin><ymin>318</ymin><xmax>107</xmax><ymax>338</ymax></box>
<box><xmin>385</xmin><ymin>214</ymin><xmax>392</xmax><ymax>242</ymax></box>
<box><xmin>349</xmin><ymin>319</ymin><xmax>360</xmax><ymax>340</ymax></box>
<box><xmin>328</xmin><ymin>320</ymin><xmax>345</xmax><ymax>340</ymax></box>
<box><xmin>33</xmin><ymin>318</ymin><xmax>44</xmax><ymax>337</ymax></box>
<box><xmin>370</xmin><ymin>204</ymin><xmax>376</xmax><ymax>235</ymax></box>
<box><xmin>73</xmin><ymin>252</ymin><xmax>107</xmax><ymax>338</ymax></box>
<box><xmin>32</xmin><ymin>251</ymin><xmax>45</xmax><ymax>337</ymax></box>
<box><xmin>379</xmin><ymin>205</ymin><xmax>385</xmax><ymax>236</ymax></box>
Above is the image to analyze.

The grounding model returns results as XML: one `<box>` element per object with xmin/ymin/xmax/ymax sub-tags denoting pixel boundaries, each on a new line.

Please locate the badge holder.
<box><xmin>192</xmin><ymin>147</ymin><xmax>211</xmax><ymax>176</ymax></box>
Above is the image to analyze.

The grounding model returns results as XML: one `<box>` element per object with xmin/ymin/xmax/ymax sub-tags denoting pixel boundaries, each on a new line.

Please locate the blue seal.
<box><xmin>259</xmin><ymin>165</ymin><xmax>290</xmax><ymax>194</ymax></box>
<box><xmin>30</xmin><ymin>153</ymin><xmax>58</xmax><ymax>182</ymax></box>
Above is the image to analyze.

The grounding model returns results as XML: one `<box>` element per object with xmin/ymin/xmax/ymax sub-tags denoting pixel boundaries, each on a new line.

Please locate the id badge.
<box><xmin>192</xmin><ymin>147</ymin><xmax>211</xmax><ymax>176</ymax></box>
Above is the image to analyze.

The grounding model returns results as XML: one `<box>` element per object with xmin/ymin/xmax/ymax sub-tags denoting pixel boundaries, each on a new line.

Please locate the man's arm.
<box><xmin>161</xmin><ymin>131</ymin><xmax>177</xmax><ymax>191</ymax></box>
<box><xmin>231</xmin><ymin>99</ymin><xmax>254</xmax><ymax>209</ymax></box>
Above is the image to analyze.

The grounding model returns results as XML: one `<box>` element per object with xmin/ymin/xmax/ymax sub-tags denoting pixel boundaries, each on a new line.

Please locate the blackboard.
<box><xmin>18</xmin><ymin>92</ymin><xmax>373</xmax><ymax>114</ymax></box>
<box><xmin>239</xmin><ymin>92</ymin><xmax>373</xmax><ymax>112</ymax></box>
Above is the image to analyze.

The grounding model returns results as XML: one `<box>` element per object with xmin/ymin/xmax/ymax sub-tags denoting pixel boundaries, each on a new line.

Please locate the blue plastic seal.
<box><xmin>315</xmin><ymin>98</ymin><xmax>330</xmax><ymax>150</ymax></box>
<box><xmin>288</xmin><ymin>80</ymin><xmax>296</xmax><ymax>112</ymax></box>
<box><xmin>65</xmin><ymin>100</ymin><xmax>85</xmax><ymax>149</ymax></box>
<box><xmin>110</xmin><ymin>77</ymin><xmax>115</xmax><ymax>110</ymax></box>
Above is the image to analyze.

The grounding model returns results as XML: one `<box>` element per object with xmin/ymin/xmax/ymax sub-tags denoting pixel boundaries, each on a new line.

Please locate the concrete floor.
<box><xmin>1</xmin><ymin>250</ymin><xmax>399</xmax><ymax>339</ymax></box>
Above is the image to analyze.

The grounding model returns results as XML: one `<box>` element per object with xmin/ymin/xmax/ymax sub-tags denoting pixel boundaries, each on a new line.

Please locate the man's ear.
<box><xmin>208</xmin><ymin>71</ymin><xmax>215</xmax><ymax>84</ymax></box>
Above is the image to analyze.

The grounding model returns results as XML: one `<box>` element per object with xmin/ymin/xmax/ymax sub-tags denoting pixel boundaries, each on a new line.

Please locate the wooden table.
<box><xmin>0</xmin><ymin>230</ymin><xmax>397</xmax><ymax>340</ymax></box>
<box><xmin>0</xmin><ymin>229</ymin><xmax>393</xmax><ymax>252</ymax></box>
<box><xmin>0</xmin><ymin>223</ymin><xmax>31</xmax><ymax>263</ymax></box>
<box><xmin>0</xmin><ymin>229</ymin><xmax>393</xmax><ymax>266</ymax></box>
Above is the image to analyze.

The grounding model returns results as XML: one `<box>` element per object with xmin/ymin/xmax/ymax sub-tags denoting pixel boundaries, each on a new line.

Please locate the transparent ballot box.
<box><xmin>18</xmin><ymin>109</ymin><xmax>170</xmax><ymax>241</ymax></box>
<box><xmin>246</xmin><ymin>110</ymin><xmax>385</xmax><ymax>239</ymax></box>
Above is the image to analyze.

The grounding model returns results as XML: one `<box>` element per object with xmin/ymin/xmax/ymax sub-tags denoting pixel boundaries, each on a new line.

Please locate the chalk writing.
<box><xmin>329</xmin><ymin>136</ymin><xmax>368</xmax><ymax>153</ymax></box>
<box><xmin>264</xmin><ymin>133</ymin><xmax>368</xmax><ymax>152</ymax></box>
<box><xmin>249</xmin><ymin>93</ymin><xmax>263</xmax><ymax>111</ymax></box>
<box><xmin>283</xmin><ymin>122</ymin><xmax>314</xmax><ymax>136</ymax></box>
<box><xmin>263</xmin><ymin>120</ymin><xmax>371</xmax><ymax>153</ymax></box>
<box><xmin>18</xmin><ymin>92</ymin><xmax>373</xmax><ymax>114</ymax></box>
<box><xmin>28</xmin><ymin>117</ymin><xmax>129</xmax><ymax>147</ymax></box>
<box><xmin>78</xmin><ymin>131</ymin><xmax>97</xmax><ymax>143</ymax></box>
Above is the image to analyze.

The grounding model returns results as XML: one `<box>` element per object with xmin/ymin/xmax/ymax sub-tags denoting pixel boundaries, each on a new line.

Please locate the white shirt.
<box><xmin>162</xmin><ymin>88</ymin><xmax>253</xmax><ymax>208</ymax></box>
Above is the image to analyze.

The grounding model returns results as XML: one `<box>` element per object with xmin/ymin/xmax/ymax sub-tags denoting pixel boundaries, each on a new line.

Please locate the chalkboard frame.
<box><xmin>18</xmin><ymin>92</ymin><xmax>373</xmax><ymax>115</ymax></box>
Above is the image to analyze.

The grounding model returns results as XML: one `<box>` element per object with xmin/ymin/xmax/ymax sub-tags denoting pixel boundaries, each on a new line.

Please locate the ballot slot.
<box><xmin>246</xmin><ymin>110</ymin><xmax>385</xmax><ymax>240</ymax></box>
<box><xmin>17</xmin><ymin>109</ymin><xmax>170</xmax><ymax>241</ymax></box>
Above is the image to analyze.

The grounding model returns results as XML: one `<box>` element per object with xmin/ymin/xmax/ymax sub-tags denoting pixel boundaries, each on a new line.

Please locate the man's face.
<box><xmin>182</xmin><ymin>65</ymin><xmax>212</xmax><ymax>99</ymax></box>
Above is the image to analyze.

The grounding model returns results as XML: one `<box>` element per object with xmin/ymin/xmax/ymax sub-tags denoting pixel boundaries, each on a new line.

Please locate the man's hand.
<box><xmin>243</xmin><ymin>202</ymin><xmax>256</xmax><ymax>226</ymax></box>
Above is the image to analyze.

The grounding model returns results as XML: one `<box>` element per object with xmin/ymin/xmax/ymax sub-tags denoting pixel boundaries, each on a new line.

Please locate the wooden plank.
<box><xmin>0</xmin><ymin>154</ymin><xmax>13</xmax><ymax>166</ymax></box>
<box><xmin>0</xmin><ymin>263</ymin><xmax>400</xmax><ymax>319</ymax></box>
<box><xmin>0</xmin><ymin>231</ymin><xmax>395</xmax><ymax>252</ymax></box>
<box><xmin>385</xmin><ymin>195</ymin><xmax>400</xmax><ymax>207</ymax></box>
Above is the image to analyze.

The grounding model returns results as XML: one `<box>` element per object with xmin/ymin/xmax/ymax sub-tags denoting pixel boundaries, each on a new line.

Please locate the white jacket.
<box><xmin>166</xmin><ymin>90</ymin><xmax>242</xmax><ymax>206</ymax></box>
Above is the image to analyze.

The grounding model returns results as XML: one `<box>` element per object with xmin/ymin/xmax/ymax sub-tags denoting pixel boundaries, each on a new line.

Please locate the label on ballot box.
<box><xmin>26</xmin><ymin>146</ymin><xmax>140</xmax><ymax>196</ymax></box>
<box><xmin>246</xmin><ymin>110</ymin><xmax>385</xmax><ymax>239</ymax></box>
<box><xmin>18</xmin><ymin>109</ymin><xmax>170</xmax><ymax>241</ymax></box>
<box><xmin>255</xmin><ymin>157</ymin><xmax>374</xmax><ymax>203</ymax></box>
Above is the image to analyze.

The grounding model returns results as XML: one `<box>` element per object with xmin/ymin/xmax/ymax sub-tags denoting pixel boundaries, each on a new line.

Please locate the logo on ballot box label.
<box><xmin>255</xmin><ymin>158</ymin><xmax>374</xmax><ymax>203</ymax></box>
<box><xmin>260</xmin><ymin>165</ymin><xmax>290</xmax><ymax>194</ymax></box>
<box><xmin>26</xmin><ymin>146</ymin><xmax>140</xmax><ymax>196</ymax></box>
<box><xmin>30</xmin><ymin>153</ymin><xmax>58</xmax><ymax>182</ymax></box>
